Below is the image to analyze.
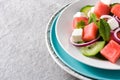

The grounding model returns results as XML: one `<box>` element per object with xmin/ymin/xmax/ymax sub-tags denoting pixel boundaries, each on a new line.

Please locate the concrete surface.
<box><xmin>0</xmin><ymin>0</ymin><xmax>80</xmax><ymax>80</ymax></box>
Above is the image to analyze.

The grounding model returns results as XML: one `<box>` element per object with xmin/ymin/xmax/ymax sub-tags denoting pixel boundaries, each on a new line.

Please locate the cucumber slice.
<box><xmin>80</xmin><ymin>41</ymin><xmax>105</xmax><ymax>57</ymax></box>
<box><xmin>80</xmin><ymin>5</ymin><xmax>93</xmax><ymax>16</ymax></box>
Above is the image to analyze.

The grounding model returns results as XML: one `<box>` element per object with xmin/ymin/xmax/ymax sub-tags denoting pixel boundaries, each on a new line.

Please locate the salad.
<box><xmin>70</xmin><ymin>0</ymin><xmax>120</xmax><ymax>63</ymax></box>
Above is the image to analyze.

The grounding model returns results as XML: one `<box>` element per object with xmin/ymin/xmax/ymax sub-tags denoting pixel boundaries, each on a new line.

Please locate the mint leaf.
<box><xmin>98</xmin><ymin>19</ymin><xmax>111</xmax><ymax>42</ymax></box>
<box><xmin>88</xmin><ymin>13</ymin><xmax>97</xmax><ymax>24</ymax></box>
<box><xmin>77</xmin><ymin>20</ymin><xmax>85</xmax><ymax>28</ymax></box>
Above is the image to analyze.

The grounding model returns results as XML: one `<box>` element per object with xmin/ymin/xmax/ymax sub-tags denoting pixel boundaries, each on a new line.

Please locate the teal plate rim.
<box><xmin>46</xmin><ymin>4</ymin><xmax>91</xmax><ymax>80</ymax></box>
<box><xmin>46</xmin><ymin>4</ymin><xmax>120</xmax><ymax>80</ymax></box>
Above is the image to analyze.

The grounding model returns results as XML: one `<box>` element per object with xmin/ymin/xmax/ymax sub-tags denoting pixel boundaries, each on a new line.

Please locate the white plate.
<box><xmin>56</xmin><ymin>0</ymin><xmax>120</xmax><ymax>70</ymax></box>
<box><xmin>45</xmin><ymin>7</ymin><xmax>91</xmax><ymax>79</ymax></box>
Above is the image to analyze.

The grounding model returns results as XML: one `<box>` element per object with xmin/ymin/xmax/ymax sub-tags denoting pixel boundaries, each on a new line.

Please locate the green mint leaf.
<box><xmin>98</xmin><ymin>19</ymin><xmax>111</xmax><ymax>42</ymax></box>
<box><xmin>88</xmin><ymin>13</ymin><xmax>97</xmax><ymax>24</ymax></box>
<box><xmin>77</xmin><ymin>20</ymin><xmax>85</xmax><ymax>28</ymax></box>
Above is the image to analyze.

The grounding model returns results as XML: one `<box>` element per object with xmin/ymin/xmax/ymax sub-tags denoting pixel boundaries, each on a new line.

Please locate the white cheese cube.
<box><xmin>107</xmin><ymin>18</ymin><xmax>119</xmax><ymax>30</ymax></box>
<box><xmin>100</xmin><ymin>0</ymin><xmax>111</xmax><ymax>5</ymax></box>
<box><xmin>71</xmin><ymin>29</ymin><xmax>83</xmax><ymax>42</ymax></box>
<box><xmin>73</xmin><ymin>12</ymin><xmax>86</xmax><ymax>18</ymax></box>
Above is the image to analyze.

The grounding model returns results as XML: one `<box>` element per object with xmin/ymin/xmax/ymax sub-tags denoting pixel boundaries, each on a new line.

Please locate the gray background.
<box><xmin>0</xmin><ymin>0</ymin><xmax>80</xmax><ymax>80</ymax></box>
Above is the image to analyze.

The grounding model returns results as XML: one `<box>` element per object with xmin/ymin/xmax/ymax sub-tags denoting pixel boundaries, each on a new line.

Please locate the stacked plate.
<box><xmin>46</xmin><ymin>0</ymin><xmax>120</xmax><ymax>79</ymax></box>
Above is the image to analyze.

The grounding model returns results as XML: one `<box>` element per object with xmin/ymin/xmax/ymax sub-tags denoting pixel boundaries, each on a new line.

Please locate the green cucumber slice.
<box><xmin>80</xmin><ymin>41</ymin><xmax>105</xmax><ymax>57</ymax></box>
<box><xmin>80</xmin><ymin>5</ymin><xmax>93</xmax><ymax>16</ymax></box>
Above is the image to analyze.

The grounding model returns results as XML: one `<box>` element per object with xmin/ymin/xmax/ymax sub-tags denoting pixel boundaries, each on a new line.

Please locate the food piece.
<box><xmin>98</xmin><ymin>19</ymin><xmax>111</xmax><ymax>42</ymax></box>
<box><xmin>114</xmin><ymin>15</ymin><xmax>120</xmax><ymax>24</ymax></box>
<box><xmin>80</xmin><ymin>41</ymin><xmax>105</xmax><ymax>57</ymax></box>
<box><xmin>117</xmin><ymin>30</ymin><xmax>120</xmax><ymax>39</ymax></box>
<box><xmin>82</xmin><ymin>22</ymin><xmax>98</xmax><ymax>42</ymax></box>
<box><xmin>71</xmin><ymin>29</ymin><xmax>83</xmax><ymax>42</ymax></box>
<box><xmin>87</xmin><ymin>7</ymin><xmax>95</xmax><ymax>17</ymax></box>
<box><xmin>88</xmin><ymin>13</ymin><xmax>97</xmax><ymax>24</ymax></box>
<box><xmin>100</xmin><ymin>15</ymin><xmax>113</xmax><ymax>20</ymax></box>
<box><xmin>80</xmin><ymin>5</ymin><xmax>93</xmax><ymax>16</ymax></box>
<box><xmin>94</xmin><ymin>1</ymin><xmax>110</xmax><ymax>18</ymax></box>
<box><xmin>100</xmin><ymin>40</ymin><xmax>120</xmax><ymax>63</ymax></box>
<box><xmin>73</xmin><ymin>17</ymin><xmax>88</xmax><ymax>29</ymax></box>
<box><xmin>100</xmin><ymin>15</ymin><xmax>119</xmax><ymax>30</ymax></box>
<box><xmin>111</xmin><ymin>4</ymin><xmax>120</xmax><ymax>18</ymax></box>
<box><xmin>70</xmin><ymin>36</ymin><xmax>100</xmax><ymax>47</ymax></box>
<box><xmin>107</xmin><ymin>18</ymin><xmax>119</xmax><ymax>30</ymax></box>
<box><xmin>110</xmin><ymin>31</ymin><xmax>114</xmax><ymax>41</ymax></box>
<box><xmin>113</xmin><ymin>28</ymin><xmax>120</xmax><ymax>44</ymax></box>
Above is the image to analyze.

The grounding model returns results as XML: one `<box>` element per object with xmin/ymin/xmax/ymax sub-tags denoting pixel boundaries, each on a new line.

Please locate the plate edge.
<box><xmin>45</xmin><ymin>4</ymin><xmax>91</xmax><ymax>80</ymax></box>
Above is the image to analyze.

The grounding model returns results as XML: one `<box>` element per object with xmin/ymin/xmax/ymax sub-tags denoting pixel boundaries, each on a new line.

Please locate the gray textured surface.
<box><xmin>0</xmin><ymin>0</ymin><xmax>80</xmax><ymax>80</ymax></box>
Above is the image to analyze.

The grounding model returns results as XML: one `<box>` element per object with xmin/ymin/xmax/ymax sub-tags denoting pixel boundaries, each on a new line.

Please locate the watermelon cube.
<box><xmin>94</xmin><ymin>1</ymin><xmax>110</xmax><ymax>18</ymax></box>
<box><xmin>111</xmin><ymin>4</ymin><xmax>120</xmax><ymax>18</ymax></box>
<box><xmin>100</xmin><ymin>40</ymin><xmax>120</xmax><ymax>63</ymax></box>
<box><xmin>82</xmin><ymin>22</ymin><xmax>98</xmax><ymax>42</ymax></box>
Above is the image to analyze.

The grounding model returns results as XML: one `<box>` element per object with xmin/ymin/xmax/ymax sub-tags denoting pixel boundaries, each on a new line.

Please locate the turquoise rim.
<box><xmin>49</xmin><ymin>14</ymin><xmax>120</xmax><ymax>80</ymax></box>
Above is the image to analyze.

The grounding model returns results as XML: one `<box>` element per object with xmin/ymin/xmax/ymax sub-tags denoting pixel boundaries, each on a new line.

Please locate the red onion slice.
<box><xmin>70</xmin><ymin>36</ymin><xmax>100</xmax><ymax>47</ymax></box>
<box><xmin>113</xmin><ymin>28</ymin><xmax>120</xmax><ymax>44</ymax></box>
<box><xmin>113</xmin><ymin>15</ymin><xmax>120</xmax><ymax>24</ymax></box>
<box><xmin>100</xmin><ymin>15</ymin><xmax>113</xmax><ymax>20</ymax></box>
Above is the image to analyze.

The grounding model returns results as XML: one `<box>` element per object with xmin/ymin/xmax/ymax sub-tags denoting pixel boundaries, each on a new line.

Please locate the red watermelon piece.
<box><xmin>82</xmin><ymin>22</ymin><xmax>98</xmax><ymax>42</ymax></box>
<box><xmin>94</xmin><ymin>1</ymin><xmax>110</xmax><ymax>18</ymax></box>
<box><xmin>100</xmin><ymin>40</ymin><xmax>120</xmax><ymax>63</ymax></box>
<box><xmin>111</xmin><ymin>4</ymin><xmax>120</xmax><ymax>18</ymax></box>
<box><xmin>73</xmin><ymin>17</ymin><xmax>88</xmax><ymax>29</ymax></box>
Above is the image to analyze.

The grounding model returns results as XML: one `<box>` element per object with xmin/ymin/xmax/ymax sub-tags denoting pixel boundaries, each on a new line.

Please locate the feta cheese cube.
<box><xmin>71</xmin><ymin>29</ymin><xmax>83</xmax><ymax>42</ymax></box>
<box><xmin>107</xmin><ymin>18</ymin><xmax>119</xmax><ymax>30</ymax></box>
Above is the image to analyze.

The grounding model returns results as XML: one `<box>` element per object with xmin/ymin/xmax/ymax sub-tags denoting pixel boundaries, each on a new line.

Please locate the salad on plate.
<box><xmin>70</xmin><ymin>0</ymin><xmax>120</xmax><ymax>63</ymax></box>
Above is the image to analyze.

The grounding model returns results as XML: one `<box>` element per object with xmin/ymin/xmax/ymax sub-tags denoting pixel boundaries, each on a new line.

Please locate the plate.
<box><xmin>47</xmin><ymin>10</ymin><xmax>120</xmax><ymax>80</ymax></box>
<box><xmin>56</xmin><ymin>0</ymin><xmax>120</xmax><ymax>70</ymax></box>
<box><xmin>46</xmin><ymin>6</ymin><xmax>91</xmax><ymax>79</ymax></box>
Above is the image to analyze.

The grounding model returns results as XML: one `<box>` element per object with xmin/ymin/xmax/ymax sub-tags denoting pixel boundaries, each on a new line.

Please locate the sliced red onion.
<box><xmin>110</xmin><ymin>27</ymin><xmax>120</xmax><ymax>32</ymax></box>
<box><xmin>113</xmin><ymin>15</ymin><xmax>120</xmax><ymax>24</ymax></box>
<box><xmin>100</xmin><ymin>15</ymin><xmax>113</xmax><ymax>19</ymax></box>
<box><xmin>113</xmin><ymin>28</ymin><xmax>120</xmax><ymax>44</ymax></box>
<box><xmin>70</xmin><ymin>36</ymin><xmax>100</xmax><ymax>47</ymax></box>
